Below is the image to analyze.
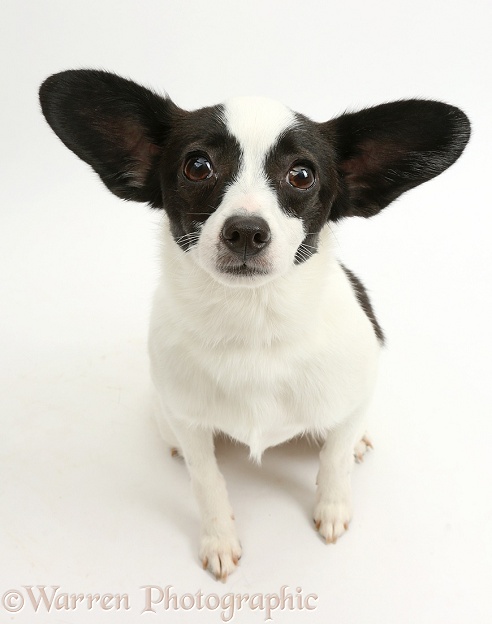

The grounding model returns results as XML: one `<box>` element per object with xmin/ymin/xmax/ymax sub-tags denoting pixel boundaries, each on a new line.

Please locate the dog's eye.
<box><xmin>183</xmin><ymin>155</ymin><xmax>214</xmax><ymax>181</ymax></box>
<box><xmin>287</xmin><ymin>164</ymin><xmax>315</xmax><ymax>190</ymax></box>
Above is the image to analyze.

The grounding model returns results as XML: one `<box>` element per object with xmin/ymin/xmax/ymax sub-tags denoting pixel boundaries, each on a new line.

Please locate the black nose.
<box><xmin>221</xmin><ymin>215</ymin><xmax>271</xmax><ymax>259</ymax></box>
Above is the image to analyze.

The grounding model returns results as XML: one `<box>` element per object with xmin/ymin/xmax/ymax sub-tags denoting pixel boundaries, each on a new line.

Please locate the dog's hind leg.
<box><xmin>152</xmin><ymin>392</ymin><xmax>182</xmax><ymax>457</ymax></box>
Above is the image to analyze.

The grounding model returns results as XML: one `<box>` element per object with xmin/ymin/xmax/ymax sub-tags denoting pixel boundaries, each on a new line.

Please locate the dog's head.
<box><xmin>40</xmin><ymin>70</ymin><xmax>470</xmax><ymax>287</ymax></box>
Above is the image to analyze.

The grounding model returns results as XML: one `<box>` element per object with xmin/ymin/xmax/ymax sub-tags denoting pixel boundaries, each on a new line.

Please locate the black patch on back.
<box><xmin>341</xmin><ymin>264</ymin><xmax>385</xmax><ymax>344</ymax></box>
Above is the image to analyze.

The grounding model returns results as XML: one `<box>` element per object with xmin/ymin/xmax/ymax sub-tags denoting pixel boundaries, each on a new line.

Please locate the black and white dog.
<box><xmin>40</xmin><ymin>70</ymin><xmax>470</xmax><ymax>580</ymax></box>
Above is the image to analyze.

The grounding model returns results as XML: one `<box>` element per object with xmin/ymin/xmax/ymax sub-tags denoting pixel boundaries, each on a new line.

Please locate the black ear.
<box><xmin>39</xmin><ymin>69</ymin><xmax>179</xmax><ymax>206</ymax></box>
<box><xmin>321</xmin><ymin>100</ymin><xmax>471</xmax><ymax>220</ymax></box>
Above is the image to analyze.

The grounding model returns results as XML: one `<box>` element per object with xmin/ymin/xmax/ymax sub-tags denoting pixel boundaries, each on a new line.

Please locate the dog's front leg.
<box><xmin>314</xmin><ymin>412</ymin><xmax>365</xmax><ymax>544</ymax></box>
<box><xmin>169</xmin><ymin>420</ymin><xmax>241</xmax><ymax>580</ymax></box>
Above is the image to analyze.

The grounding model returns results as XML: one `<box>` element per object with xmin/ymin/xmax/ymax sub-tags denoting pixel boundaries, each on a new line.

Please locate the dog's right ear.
<box><xmin>39</xmin><ymin>69</ymin><xmax>179</xmax><ymax>206</ymax></box>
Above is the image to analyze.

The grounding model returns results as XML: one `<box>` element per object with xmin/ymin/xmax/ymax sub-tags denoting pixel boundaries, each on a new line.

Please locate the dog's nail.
<box><xmin>216</xmin><ymin>564</ymin><xmax>227</xmax><ymax>582</ymax></box>
<box><xmin>343</xmin><ymin>522</ymin><xmax>349</xmax><ymax>531</ymax></box>
<box><xmin>232</xmin><ymin>555</ymin><xmax>239</xmax><ymax>565</ymax></box>
<box><xmin>170</xmin><ymin>447</ymin><xmax>179</xmax><ymax>457</ymax></box>
<box><xmin>202</xmin><ymin>557</ymin><xmax>208</xmax><ymax>570</ymax></box>
<box><xmin>363</xmin><ymin>436</ymin><xmax>373</xmax><ymax>449</ymax></box>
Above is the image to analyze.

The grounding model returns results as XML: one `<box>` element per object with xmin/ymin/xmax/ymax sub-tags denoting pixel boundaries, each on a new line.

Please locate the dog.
<box><xmin>39</xmin><ymin>70</ymin><xmax>470</xmax><ymax>580</ymax></box>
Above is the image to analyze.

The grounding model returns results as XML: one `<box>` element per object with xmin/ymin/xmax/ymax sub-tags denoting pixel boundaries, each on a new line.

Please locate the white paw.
<box><xmin>199</xmin><ymin>531</ymin><xmax>242</xmax><ymax>581</ymax></box>
<box><xmin>354</xmin><ymin>434</ymin><xmax>373</xmax><ymax>463</ymax></box>
<box><xmin>313</xmin><ymin>499</ymin><xmax>352</xmax><ymax>544</ymax></box>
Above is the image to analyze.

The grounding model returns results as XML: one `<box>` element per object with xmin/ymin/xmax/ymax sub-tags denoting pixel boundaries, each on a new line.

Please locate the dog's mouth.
<box><xmin>215</xmin><ymin>246</ymin><xmax>272</xmax><ymax>279</ymax></box>
<box><xmin>218</xmin><ymin>263</ymin><xmax>269</xmax><ymax>277</ymax></box>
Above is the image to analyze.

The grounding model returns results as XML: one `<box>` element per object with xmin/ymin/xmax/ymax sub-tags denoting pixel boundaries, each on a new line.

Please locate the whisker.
<box><xmin>326</xmin><ymin>224</ymin><xmax>341</xmax><ymax>250</ymax></box>
<box><xmin>296</xmin><ymin>244</ymin><xmax>315</xmax><ymax>263</ymax></box>
<box><xmin>175</xmin><ymin>232</ymin><xmax>200</xmax><ymax>243</ymax></box>
<box><xmin>296</xmin><ymin>251</ymin><xmax>311</xmax><ymax>263</ymax></box>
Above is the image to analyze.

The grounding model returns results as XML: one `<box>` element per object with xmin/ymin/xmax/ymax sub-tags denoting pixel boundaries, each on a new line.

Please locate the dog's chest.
<box><xmin>173</xmin><ymin>336</ymin><xmax>327</xmax><ymax>456</ymax></box>
<box><xmin>150</xmin><ymin>239</ymin><xmax>380</xmax><ymax>457</ymax></box>
<box><xmin>152</xmin><ymin>295</ymin><xmax>377</xmax><ymax>458</ymax></box>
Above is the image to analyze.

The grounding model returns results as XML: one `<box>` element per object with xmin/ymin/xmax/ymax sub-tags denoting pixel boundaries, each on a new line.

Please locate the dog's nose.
<box><xmin>221</xmin><ymin>216</ymin><xmax>271</xmax><ymax>258</ymax></box>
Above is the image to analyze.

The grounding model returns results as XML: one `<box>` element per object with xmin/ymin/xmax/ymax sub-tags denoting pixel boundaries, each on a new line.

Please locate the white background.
<box><xmin>1</xmin><ymin>1</ymin><xmax>491</xmax><ymax>622</ymax></box>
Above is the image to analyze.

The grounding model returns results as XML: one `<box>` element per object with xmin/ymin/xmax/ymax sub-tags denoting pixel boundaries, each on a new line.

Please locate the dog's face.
<box><xmin>39</xmin><ymin>70</ymin><xmax>470</xmax><ymax>287</ymax></box>
<box><xmin>160</xmin><ymin>96</ymin><xmax>340</xmax><ymax>286</ymax></box>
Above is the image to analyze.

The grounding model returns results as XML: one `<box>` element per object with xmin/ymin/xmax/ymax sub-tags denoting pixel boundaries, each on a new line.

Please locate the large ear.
<box><xmin>321</xmin><ymin>100</ymin><xmax>470</xmax><ymax>220</ymax></box>
<box><xmin>39</xmin><ymin>69</ymin><xmax>179</xmax><ymax>206</ymax></box>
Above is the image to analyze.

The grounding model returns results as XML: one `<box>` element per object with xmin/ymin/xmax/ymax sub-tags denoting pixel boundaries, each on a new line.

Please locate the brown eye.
<box><xmin>183</xmin><ymin>155</ymin><xmax>214</xmax><ymax>181</ymax></box>
<box><xmin>287</xmin><ymin>164</ymin><xmax>315</xmax><ymax>190</ymax></box>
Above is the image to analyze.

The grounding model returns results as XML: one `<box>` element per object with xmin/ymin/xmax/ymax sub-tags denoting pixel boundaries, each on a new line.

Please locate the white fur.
<box><xmin>151</xmin><ymin>226</ymin><xmax>379</xmax><ymax>458</ymax></box>
<box><xmin>149</xmin><ymin>98</ymin><xmax>381</xmax><ymax>579</ymax></box>
<box><xmin>195</xmin><ymin>97</ymin><xmax>305</xmax><ymax>287</ymax></box>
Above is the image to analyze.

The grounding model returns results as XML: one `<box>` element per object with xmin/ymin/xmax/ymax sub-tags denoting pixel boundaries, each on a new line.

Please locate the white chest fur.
<box><xmin>149</xmin><ymin>223</ymin><xmax>380</xmax><ymax>460</ymax></box>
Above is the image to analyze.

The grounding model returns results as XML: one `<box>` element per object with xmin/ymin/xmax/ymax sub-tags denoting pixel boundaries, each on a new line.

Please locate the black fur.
<box><xmin>39</xmin><ymin>70</ymin><xmax>175</xmax><ymax>205</ymax></box>
<box><xmin>39</xmin><ymin>69</ymin><xmax>242</xmax><ymax>249</ymax></box>
<box><xmin>39</xmin><ymin>71</ymin><xmax>470</xmax><ymax>338</ymax></box>
<box><xmin>157</xmin><ymin>105</ymin><xmax>241</xmax><ymax>250</ymax></box>
<box><xmin>264</xmin><ymin>115</ymin><xmax>339</xmax><ymax>264</ymax></box>
<box><xmin>322</xmin><ymin>100</ymin><xmax>471</xmax><ymax>221</ymax></box>
<box><xmin>40</xmin><ymin>71</ymin><xmax>470</xmax><ymax>245</ymax></box>
<box><xmin>263</xmin><ymin>102</ymin><xmax>470</xmax><ymax>263</ymax></box>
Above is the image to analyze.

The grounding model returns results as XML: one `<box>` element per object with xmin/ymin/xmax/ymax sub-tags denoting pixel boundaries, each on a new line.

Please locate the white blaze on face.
<box><xmin>194</xmin><ymin>96</ymin><xmax>306</xmax><ymax>286</ymax></box>
<box><xmin>224</xmin><ymin>96</ymin><xmax>295</xmax><ymax>190</ymax></box>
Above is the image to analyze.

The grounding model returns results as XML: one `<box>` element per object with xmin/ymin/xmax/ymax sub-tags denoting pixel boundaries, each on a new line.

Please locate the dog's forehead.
<box><xmin>223</xmin><ymin>96</ymin><xmax>297</xmax><ymax>157</ymax></box>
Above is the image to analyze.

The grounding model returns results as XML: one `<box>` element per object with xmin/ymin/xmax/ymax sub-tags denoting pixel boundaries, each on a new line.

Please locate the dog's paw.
<box><xmin>200</xmin><ymin>533</ymin><xmax>242</xmax><ymax>582</ymax></box>
<box><xmin>313</xmin><ymin>499</ymin><xmax>352</xmax><ymax>544</ymax></box>
<box><xmin>354</xmin><ymin>434</ymin><xmax>373</xmax><ymax>463</ymax></box>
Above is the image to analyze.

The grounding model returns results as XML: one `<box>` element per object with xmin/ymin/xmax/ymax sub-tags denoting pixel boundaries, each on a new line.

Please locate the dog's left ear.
<box><xmin>321</xmin><ymin>100</ymin><xmax>470</xmax><ymax>220</ymax></box>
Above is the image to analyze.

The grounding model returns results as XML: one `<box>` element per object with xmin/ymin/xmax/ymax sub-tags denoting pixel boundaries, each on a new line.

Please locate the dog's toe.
<box><xmin>199</xmin><ymin>534</ymin><xmax>242</xmax><ymax>582</ymax></box>
<box><xmin>354</xmin><ymin>434</ymin><xmax>373</xmax><ymax>463</ymax></box>
<box><xmin>313</xmin><ymin>499</ymin><xmax>352</xmax><ymax>544</ymax></box>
